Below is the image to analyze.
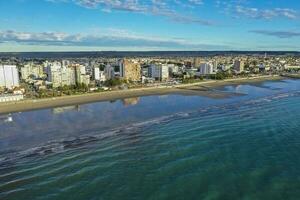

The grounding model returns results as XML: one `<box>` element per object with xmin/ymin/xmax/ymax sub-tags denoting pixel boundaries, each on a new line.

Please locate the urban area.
<box><xmin>0</xmin><ymin>53</ymin><xmax>300</xmax><ymax>103</ymax></box>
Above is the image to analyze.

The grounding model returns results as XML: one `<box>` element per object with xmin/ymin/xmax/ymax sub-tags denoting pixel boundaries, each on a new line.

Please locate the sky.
<box><xmin>0</xmin><ymin>0</ymin><xmax>299</xmax><ymax>52</ymax></box>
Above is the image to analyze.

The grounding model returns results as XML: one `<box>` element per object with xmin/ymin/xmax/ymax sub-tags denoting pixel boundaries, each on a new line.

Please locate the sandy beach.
<box><xmin>0</xmin><ymin>75</ymin><xmax>283</xmax><ymax>114</ymax></box>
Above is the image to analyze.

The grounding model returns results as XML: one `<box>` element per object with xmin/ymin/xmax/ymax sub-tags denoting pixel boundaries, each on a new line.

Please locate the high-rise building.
<box><xmin>234</xmin><ymin>60</ymin><xmax>245</xmax><ymax>73</ymax></box>
<box><xmin>168</xmin><ymin>64</ymin><xmax>179</xmax><ymax>74</ymax></box>
<box><xmin>149</xmin><ymin>64</ymin><xmax>169</xmax><ymax>81</ymax></box>
<box><xmin>0</xmin><ymin>65</ymin><xmax>20</xmax><ymax>89</ymax></box>
<box><xmin>21</xmin><ymin>63</ymin><xmax>44</xmax><ymax>80</ymax></box>
<box><xmin>119</xmin><ymin>59</ymin><xmax>141</xmax><ymax>82</ymax></box>
<box><xmin>75</xmin><ymin>65</ymin><xmax>90</xmax><ymax>86</ymax></box>
<box><xmin>93</xmin><ymin>67</ymin><xmax>100</xmax><ymax>81</ymax></box>
<box><xmin>46</xmin><ymin>62</ymin><xmax>76</xmax><ymax>88</ymax></box>
<box><xmin>199</xmin><ymin>63</ymin><xmax>215</xmax><ymax>75</ymax></box>
<box><xmin>193</xmin><ymin>57</ymin><xmax>202</xmax><ymax>68</ymax></box>
<box><xmin>104</xmin><ymin>65</ymin><xmax>115</xmax><ymax>80</ymax></box>
<box><xmin>212</xmin><ymin>61</ymin><xmax>218</xmax><ymax>72</ymax></box>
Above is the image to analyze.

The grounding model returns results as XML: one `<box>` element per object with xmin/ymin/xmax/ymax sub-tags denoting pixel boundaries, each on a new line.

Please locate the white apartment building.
<box><xmin>0</xmin><ymin>94</ymin><xmax>24</xmax><ymax>103</ymax></box>
<box><xmin>93</xmin><ymin>67</ymin><xmax>100</xmax><ymax>81</ymax></box>
<box><xmin>75</xmin><ymin>65</ymin><xmax>90</xmax><ymax>86</ymax></box>
<box><xmin>198</xmin><ymin>63</ymin><xmax>215</xmax><ymax>75</ymax></box>
<box><xmin>21</xmin><ymin>63</ymin><xmax>44</xmax><ymax>80</ymax></box>
<box><xmin>47</xmin><ymin>62</ymin><xmax>76</xmax><ymax>88</ymax></box>
<box><xmin>0</xmin><ymin>65</ymin><xmax>20</xmax><ymax>89</ymax></box>
<box><xmin>149</xmin><ymin>64</ymin><xmax>169</xmax><ymax>81</ymax></box>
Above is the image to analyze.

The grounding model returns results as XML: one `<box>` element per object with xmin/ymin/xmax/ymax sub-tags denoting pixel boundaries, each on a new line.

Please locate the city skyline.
<box><xmin>0</xmin><ymin>0</ymin><xmax>299</xmax><ymax>52</ymax></box>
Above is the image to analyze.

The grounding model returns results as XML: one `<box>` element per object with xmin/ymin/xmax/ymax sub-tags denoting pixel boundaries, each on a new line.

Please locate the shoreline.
<box><xmin>0</xmin><ymin>75</ymin><xmax>283</xmax><ymax>114</ymax></box>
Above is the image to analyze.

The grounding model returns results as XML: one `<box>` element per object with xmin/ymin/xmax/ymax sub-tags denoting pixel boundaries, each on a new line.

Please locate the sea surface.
<box><xmin>0</xmin><ymin>79</ymin><xmax>300</xmax><ymax>200</ymax></box>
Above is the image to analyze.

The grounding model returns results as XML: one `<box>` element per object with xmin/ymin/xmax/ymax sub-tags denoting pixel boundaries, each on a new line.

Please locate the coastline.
<box><xmin>0</xmin><ymin>75</ymin><xmax>283</xmax><ymax>114</ymax></box>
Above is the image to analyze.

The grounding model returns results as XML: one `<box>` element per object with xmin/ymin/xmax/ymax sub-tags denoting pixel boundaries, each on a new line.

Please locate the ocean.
<box><xmin>0</xmin><ymin>79</ymin><xmax>300</xmax><ymax>200</ymax></box>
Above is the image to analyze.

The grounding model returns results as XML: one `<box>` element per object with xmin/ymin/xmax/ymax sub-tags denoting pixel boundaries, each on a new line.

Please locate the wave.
<box><xmin>1</xmin><ymin>90</ymin><xmax>299</xmax><ymax>167</ymax></box>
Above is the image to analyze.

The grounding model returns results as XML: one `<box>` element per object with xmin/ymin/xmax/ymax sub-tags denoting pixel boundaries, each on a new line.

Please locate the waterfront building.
<box><xmin>212</xmin><ymin>61</ymin><xmax>218</xmax><ymax>72</ymax></box>
<box><xmin>234</xmin><ymin>60</ymin><xmax>245</xmax><ymax>73</ymax></box>
<box><xmin>119</xmin><ymin>59</ymin><xmax>141</xmax><ymax>82</ymax></box>
<box><xmin>198</xmin><ymin>63</ymin><xmax>215</xmax><ymax>75</ymax></box>
<box><xmin>284</xmin><ymin>65</ymin><xmax>300</xmax><ymax>70</ymax></box>
<box><xmin>99</xmin><ymin>71</ymin><xmax>106</xmax><ymax>82</ymax></box>
<box><xmin>168</xmin><ymin>64</ymin><xmax>179</xmax><ymax>74</ymax></box>
<box><xmin>75</xmin><ymin>65</ymin><xmax>90</xmax><ymax>86</ymax></box>
<box><xmin>0</xmin><ymin>65</ymin><xmax>20</xmax><ymax>89</ymax></box>
<box><xmin>47</xmin><ymin>62</ymin><xmax>76</xmax><ymax>88</ymax></box>
<box><xmin>193</xmin><ymin>57</ymin><xmax>202</xmax><ymax>68</ymax></box>
<box><xmin>21</xmin><ymin>63</ymin><xmax>45</xmax><ymax>80</ymax></box>
<box><xmin>149</xmin><ymin>64</ymin><xmax>169</xmax><ymax>81</ymax></box>
<box><xmin>104</xmin><ymin>65</ymin><xmax>115</xmax><ymax>80</ymax></box>
<box><xmin>93</xmin><ymin>67</ymin><xmax>100</xmax><ymax>81</ymax></box>
<box><xmin>92</xmin><ymin>67</ymin><xmax>106</xmax><ymax>82</ymax></box>
<box><xmin>46</xmin><ymin>61</ymin><xmax>62</xmax><ymax>82</ymax></box>
<box><xmin>0</xmin><ymin>94</ymin><xmax>24</xmax><ymax>103</ymax></box>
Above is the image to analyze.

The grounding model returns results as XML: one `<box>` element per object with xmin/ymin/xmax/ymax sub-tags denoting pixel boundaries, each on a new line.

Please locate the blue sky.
<box><xmin>0</xmin><ymin>0</ymin><xmax>299</xmax><ymax>51</ymax></box>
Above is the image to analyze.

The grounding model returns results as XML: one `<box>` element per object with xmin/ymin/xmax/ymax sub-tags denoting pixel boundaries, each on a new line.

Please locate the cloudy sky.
<box><xmin>0</xmin><ymin>0</ymin><xmax>299</xmax><ymax>51</ymax></box>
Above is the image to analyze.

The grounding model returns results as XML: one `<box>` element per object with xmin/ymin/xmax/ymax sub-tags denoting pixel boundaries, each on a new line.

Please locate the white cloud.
<box><xmin>215</xmin><ymin>0</ymin><xmax>298</xmax><ymax>20</ymax></box>
<box><xmin>188</xmin><ymin>0</ymin><xmax>203</xmax><ymax>5</ymax></box>
<box><xmin>235</xmin><ymin>6</ymin><xmax>297</xmax><ymax>20</ymax></box>
<box><xmin>0</xmin><ymin>29</ymin><xmax>230</xmax><ymax>50</ymax></box>
<box><xmin>47</xmin><ymin>0</ymin><xmax>214</xmax><ymax>25</ymax></box>
<box><xmin>250</xmin><ymin>30</ymin><xmax>300</xmax><ymax>38</ymax></box>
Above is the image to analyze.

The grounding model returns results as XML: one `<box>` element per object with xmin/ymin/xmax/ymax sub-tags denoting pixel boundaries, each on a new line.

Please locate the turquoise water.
<box><xmin>0</xmin><ymin>79</ymin><xmax>300</xmax><ymax>200</ymax></box>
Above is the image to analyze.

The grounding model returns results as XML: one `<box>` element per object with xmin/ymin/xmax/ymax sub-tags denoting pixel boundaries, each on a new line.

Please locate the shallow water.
<box><xmin>0</xmin><ymin>79</ymin><xmax>300</xmax><ymax>200</ymax></box>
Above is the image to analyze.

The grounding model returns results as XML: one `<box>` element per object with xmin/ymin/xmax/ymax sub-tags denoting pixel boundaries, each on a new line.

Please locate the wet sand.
<box><xmin>0</xmin><ymin>75</ymin><xmax>283</xmax><ymax>114</ymax></box>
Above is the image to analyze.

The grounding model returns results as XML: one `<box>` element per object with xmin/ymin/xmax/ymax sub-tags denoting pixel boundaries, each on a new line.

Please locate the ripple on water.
<box><xmin>1</xmin><ymin>90</ymin><xmax>300</xmax><ymax>200</ymax></box>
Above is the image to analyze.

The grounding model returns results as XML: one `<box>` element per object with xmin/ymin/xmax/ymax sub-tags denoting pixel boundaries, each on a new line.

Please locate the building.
<box><xmin>46</xmin><ymin>62</ymin><xmax>76</xmax><ymax>88</ymax></box>
<box><xmin>221</xmin><ymin>64</ymin><xmax>231</xmax><ymax>71</ymax></box>
<box><xmin>168</xmin><ymin>64</ymin><xmax>179</xmax><ymax>75</ymax></box>
<box><xmin>149</xmin><ymin>64</ymin><xmax>169</xmax><ymax>81</ymax></box>
<box><xmin>284</xmin><ymin>65</ymin><xmax>300</xmax><ymax>70</ymax></box>
<box><xmin>75</xmin><ymin>65</ymin><xmax>90</xmax><ymax>86</ymax></box>
<box><xmin>99</xmin><ymin>71</ymin><xmax>106</xmax><ymax>82</ymax></box>
<box><xmin>234</xmin><ymin>60</ymin><xmax>245</xmax><ymax>73</ymax></box>
<box><xmin>62</xmin><ymin>60</ymin><xmax>70</xmax><ymax>67</ymax></box>
<box><xmin>46</xmin><ymin>61</ymin><xmax>62</xmax><ymax>82</ymax></box>
<box><xmin>104</xmin><ymin>65</ymin><xmax>115</xmax><ymax>80</ymax></box>
<box><xmin>0</xmin><ymin>65</ymin><xmax>20</xmax><ymax>89</ymax></box>
<box><xmin>212</xmin><ymin>61</ymin><xmax>218</xmax><ymax>72</ymax></box>
<box><xmin>93</xmin><ymin>67</ymin><xmax>100</xmax><ymax>81</ymax></box>
<box><xmin>93</xmin><ymin>67</ymin><xmax>106</xmax><ymax>82</ymax></box>
<box><xmin>0</xmin><ymin>94</ymin><xmax>24</xmax><ymax>103</ymax></box>
<box><xmin>198</xmin><ymin>63</ymin><xmax>215</xmax><ymax>75</ymax></box>
<box><xmin>21</xmin><ymin>63</ymin><xmax>44</xmax><ymax>80</ymax></box>
<box><xmin>193</xmin><ymin>57</ymin><xmax>202</xmax><ymax>68</ymax></box>
<box><xmin>119</xmin><ymin>59</ymin><xmax>141</xmax><ymax>82</ymax></box>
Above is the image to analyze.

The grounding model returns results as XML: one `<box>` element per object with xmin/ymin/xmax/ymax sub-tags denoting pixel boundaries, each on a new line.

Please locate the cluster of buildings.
<box><xmin>0</xmin><ymin>54</ymin><xmax>300</xmax><ymax>103</ymax></box>
<box><xmin>19</xmin><ymin>59</ymin><xmax>179</xmax><ymax>88</ymax></box>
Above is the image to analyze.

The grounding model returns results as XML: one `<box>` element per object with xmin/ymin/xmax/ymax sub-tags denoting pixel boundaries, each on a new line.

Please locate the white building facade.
<box><xmin>149</xmin><ymin>64</ymin><xmax>169</xmax><ymax>81</ymax></box>
<box><xmin>0</xmin><ymin>94</ymin><xmax>24</xmax><ymax>102</ymax></box>
<box><xmin>0</xmin><ymin>65</ymin><xmax>20</xmax><ymax>89</ymax></box>
<box><xmin>46</xmin><ymin>62</ymin><xmax>76</xmax><ymax>88</ymax></box>
<box><xmin>198</xmin><ymin>63</ymin><xmax>215</xmax><ymax>75</ymax></box>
